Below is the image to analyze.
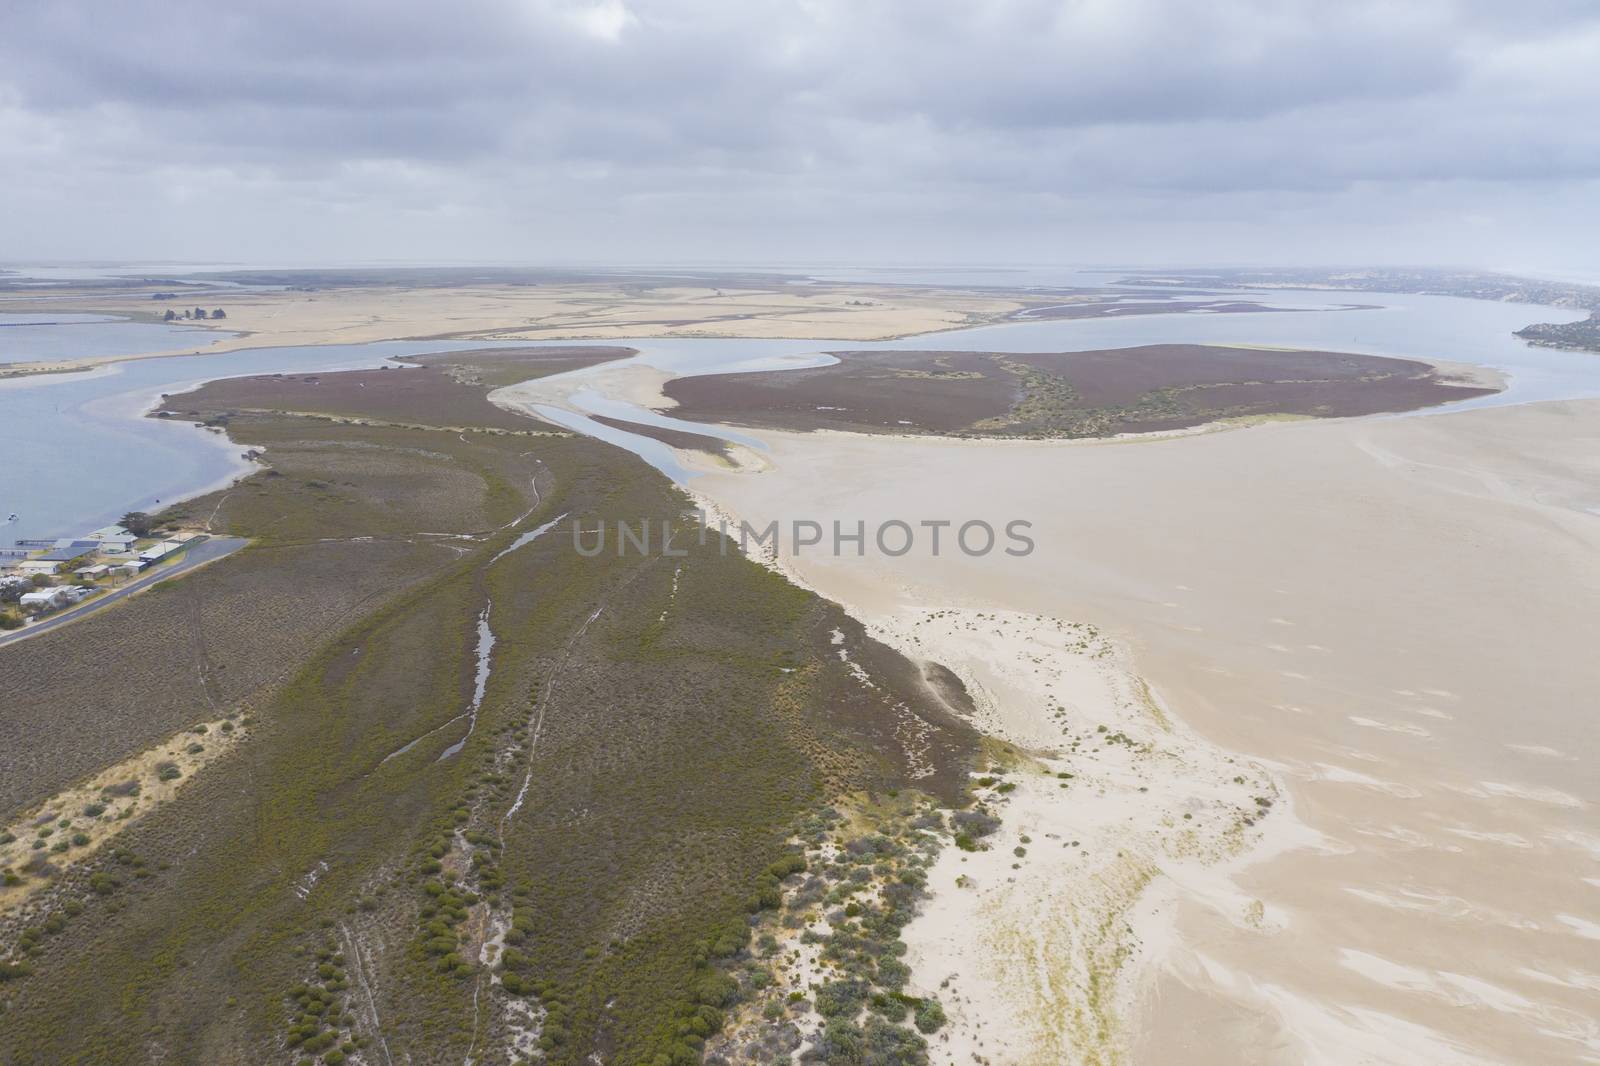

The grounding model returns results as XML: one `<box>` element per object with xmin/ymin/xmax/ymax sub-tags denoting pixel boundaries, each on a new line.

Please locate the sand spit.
<box><xmin>688</xmin><ymin>476</ymin><xmax>1291</xmax><ymax>1064</ymax></box>
<box><xmin>494</xmin><ymin>361</ymin><xmax>680</xmax><ymax>415</ymax></box>
<box><xmin>670</xmin><ymin>395</ymin><xmax>1600</xmax><ymax>1064</ymax></box>
<box><xmin>868</xmin><ymin>608</ymin><xmax>1286</xmax><ymax>1066</ymax></box>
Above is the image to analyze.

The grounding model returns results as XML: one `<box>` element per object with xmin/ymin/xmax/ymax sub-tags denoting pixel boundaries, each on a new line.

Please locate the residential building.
<box><xmin>84</xmin><ymin>525</ymin><xmax>131</xmax><ymax>541</ymax></box>
<box><xmin>19</xmin><ymin>588</ymin><xmax>69</xmax><ymax>612</ymax></box>
<box><xmin>34</xmin><ymin>541</ymin><xmax>99</xmax><ymax>564</ymax></box>
<box><xmin>138</xmin><ymin>541</ymin><xmax>184</xmax><ymax>564</ymax></box>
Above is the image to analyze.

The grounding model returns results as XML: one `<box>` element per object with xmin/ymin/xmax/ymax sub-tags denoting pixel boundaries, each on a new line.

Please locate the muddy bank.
<box><xmin>587</xmin><ymin>413</ymin><xmax>733</xmax><ymax>459</ymax></box>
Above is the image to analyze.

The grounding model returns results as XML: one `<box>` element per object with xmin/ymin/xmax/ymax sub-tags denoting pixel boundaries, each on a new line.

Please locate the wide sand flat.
<box><xmin>0</xmin><ymin>281</ymin><xmax>1022</xmax><ymax>374</ymax></box>
<box><xmin>684</xmin><ymin>400</ymin><xmax>1600</xmax><ymax>1064</ymax></box>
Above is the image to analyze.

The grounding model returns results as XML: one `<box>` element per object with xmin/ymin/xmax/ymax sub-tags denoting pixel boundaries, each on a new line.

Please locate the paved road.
<box><xmin>0</xmin><ymin>535</ymin><xmax>248</xmax><ymax>648</ymax></box>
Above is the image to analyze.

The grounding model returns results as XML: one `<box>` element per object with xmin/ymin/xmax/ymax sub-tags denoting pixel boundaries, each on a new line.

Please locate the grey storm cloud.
<box><xmin>1</xmin><ymin>0</ymin><xmax>1598</xmax><ymax>269</ymax></box>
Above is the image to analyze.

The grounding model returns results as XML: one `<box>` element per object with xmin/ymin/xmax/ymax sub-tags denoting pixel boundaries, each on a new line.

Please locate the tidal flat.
<box><xmin>679</xmin><ymin>395</ymin><xmax>1600</xmax><ymax>1066</ymax></box>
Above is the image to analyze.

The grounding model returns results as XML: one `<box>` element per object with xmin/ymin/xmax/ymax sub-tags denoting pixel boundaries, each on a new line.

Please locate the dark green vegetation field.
<box><xmin>662</xmin><ymin>345</ymin><xmax>1496</xmax><ymax>438</ymax></box>
<box><xmin>0</xmin><ymin>354</ymin><xmax>979</xmax><ymax>1065</ymax></box>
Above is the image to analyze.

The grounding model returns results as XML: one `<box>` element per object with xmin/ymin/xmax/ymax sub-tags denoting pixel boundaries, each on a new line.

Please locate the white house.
<box><xmin>95</xmin><ymin>536</ymin><xmax>138</xmax><ymax>555</ymax></box>
<box><xmin>76</xmin><ymin>564</ymin><xmax>111</xmax><ymax>580</ymax></box>
<box><xmin>20</xmin><ymin>588</ymin><xmax>69</xmax><ymax>612</ymax></box>
<box><xmin>85</xmin><ymin>525</ymin><xmax>131</xmax><ymax>541</ymax></box>
<box><xmin>138</xmin><ymin>541</ymin><xmax>183</xmax><ymax>564</ymax></box>
<box><xmin>11</xmin><ymin>560</ymin><xmax>59</xmax><ymax>577</ymax></box>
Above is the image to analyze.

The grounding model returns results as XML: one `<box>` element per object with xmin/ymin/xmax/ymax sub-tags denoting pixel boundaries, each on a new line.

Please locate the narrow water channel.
<box><xmin>437</xmin><ymin>605</ymin><xmax>496</xmax><ymax>762</ymax></box>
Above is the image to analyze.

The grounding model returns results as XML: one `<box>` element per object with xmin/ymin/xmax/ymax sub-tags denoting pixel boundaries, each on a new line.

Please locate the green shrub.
<box><xmin>814</xmin><ymin>978</ymin><xmax>868</xmax><ymax>1020</ymax></box>
<box><xmin>913</xmin><ymin>998</ymin><xmax>946</xmax><ymax>1033</ymax></box>
<box><xmin>692</xmin><ymin>972</ymin><xmax>739</xmax><ymax>1008</ymax></box>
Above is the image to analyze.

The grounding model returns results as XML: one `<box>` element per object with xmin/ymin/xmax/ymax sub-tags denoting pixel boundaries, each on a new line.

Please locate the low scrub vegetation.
<box><xmin>0</xmin><ymin>358</ymin><xmax>980</xmax><ymax>1064</ymax></box>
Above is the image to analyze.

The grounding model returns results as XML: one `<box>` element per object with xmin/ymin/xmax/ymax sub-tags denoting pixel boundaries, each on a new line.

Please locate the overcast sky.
<box><xmin>3</xmin><ymin>1</ymin><xmax>1598</xmax><ymax>273</ymax></box>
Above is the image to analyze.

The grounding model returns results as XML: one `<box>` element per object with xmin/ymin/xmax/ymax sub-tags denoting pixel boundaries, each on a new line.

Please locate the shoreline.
<box><xmin>674</xmin><ymin>398</ymin><xmax>1600</xmax><ymax>1065</ymax></box>
<box><xmin>0</xmin><ymin>279</ymin><xmax>1033</xmax><ymax>378</ymax></box>
<box><xmin>683</xmin><ymin>488</ymin><xmax>1294</xmax><ymax>1064</ymax></box>
<box><xmin>8</xmin><ymin>285</ymin><xmax>1598</xmax><ymax>1062</ymax></box>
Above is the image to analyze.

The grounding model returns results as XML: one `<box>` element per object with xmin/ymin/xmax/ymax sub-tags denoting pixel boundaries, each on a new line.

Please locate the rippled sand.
<box><xmin>684</xmin><ymin>398</ymin><xmax>1600</xmax><ymax>1064</ymax></box>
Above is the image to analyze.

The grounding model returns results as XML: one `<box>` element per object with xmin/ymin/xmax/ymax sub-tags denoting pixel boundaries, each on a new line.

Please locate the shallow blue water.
<box><xmin>0</xmin><ymin>312</ymin><xmax>234</xmax><ymax>364</ymax></box>
<box><xmin>0</xmin><ymin>338</ymin><xmax>505</xmax><ymax>541</ymax></box>
<box><xmin>519</xmin><ymin>290</ymin><xmax>1598</xmax><ymax>478</ymax></box>
<box><xmin>0</xmin><ymin>289</ymin><xmax>1592</xmax><ymax>543</ymax></box>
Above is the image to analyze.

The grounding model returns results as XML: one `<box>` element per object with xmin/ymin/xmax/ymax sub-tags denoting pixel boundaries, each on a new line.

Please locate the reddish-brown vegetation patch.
<box><xmin>164</xmin><ymin>345</ymin><xmax>633</xmax><ymax>432</ymax></box>
<box><xmin>663</xmin><ymin>344</ymin><xmax>1495</xmax><ymax>438</ymax></box>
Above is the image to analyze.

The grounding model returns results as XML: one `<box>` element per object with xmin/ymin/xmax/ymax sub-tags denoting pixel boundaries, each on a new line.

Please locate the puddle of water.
<box><xmin>438</xmin><ymin>605</ymin><xmax>496</xmax><ymax>762</ymax></box>
<box><xmin>489</xmin><ymin>513</ymin><xmax>567</xmax><ymax>565</ymax></box>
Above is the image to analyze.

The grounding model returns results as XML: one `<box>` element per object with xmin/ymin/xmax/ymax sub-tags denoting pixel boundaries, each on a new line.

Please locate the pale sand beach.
<box><xmin>659</xmin><ymin>399</ymin><xmax>1600</xmax><ymax>1065</ymax></box>
<box><xmin>0</xmin><ymin>281</ymin><xmax>1023</xmax><ymax>375</ymax></box>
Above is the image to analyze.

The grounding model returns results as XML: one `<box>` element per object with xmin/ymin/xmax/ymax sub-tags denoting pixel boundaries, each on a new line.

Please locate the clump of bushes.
<box><xmin>951</xmin><ymin>809</ymin><xmax>1000</xmax><ymax>839</ymax></box>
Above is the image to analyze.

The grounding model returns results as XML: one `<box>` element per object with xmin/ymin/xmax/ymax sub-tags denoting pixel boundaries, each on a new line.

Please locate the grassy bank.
<box><xmin>0</xmin><ymin>360</ymin><xmax>979</xmax><ymax>1064</ymax></box>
